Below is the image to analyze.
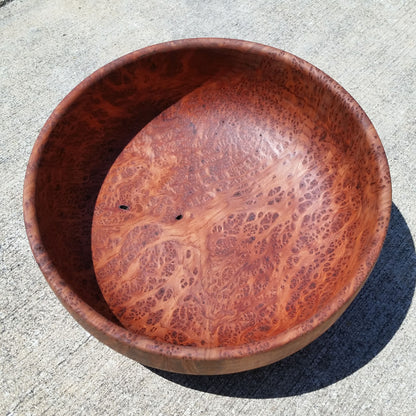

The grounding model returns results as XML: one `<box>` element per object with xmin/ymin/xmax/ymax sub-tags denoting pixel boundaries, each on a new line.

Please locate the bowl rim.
<box><xmin>23</xmin><ymin>37</ymin><xmax>392</xmax><ymax>372</ymax></box>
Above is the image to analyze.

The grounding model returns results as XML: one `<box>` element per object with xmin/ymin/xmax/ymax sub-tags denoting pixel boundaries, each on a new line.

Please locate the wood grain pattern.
<box><xmin>24</xmin><ymin>39</ymin><xmax>391</xmax><ymax>374</ymax></box>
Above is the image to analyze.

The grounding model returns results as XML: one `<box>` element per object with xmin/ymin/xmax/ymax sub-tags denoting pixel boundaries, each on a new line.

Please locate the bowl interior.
<box><xmin>25</xmin><ymin>40</ymin><xmax>391</xmax><ymax>357</ymax></box>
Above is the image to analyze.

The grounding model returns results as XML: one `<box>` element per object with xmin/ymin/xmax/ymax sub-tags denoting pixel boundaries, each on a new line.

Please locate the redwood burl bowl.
<box><xmin>23</xmin><ymin>39</ymin><xmax>391</xmax><ymax>375</ymax></box>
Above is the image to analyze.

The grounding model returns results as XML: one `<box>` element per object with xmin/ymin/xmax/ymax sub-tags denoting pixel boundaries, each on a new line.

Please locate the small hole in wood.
<box><xmin>175</xmin><ymin>214</ymin><xmax>183</xmax><ymax>220</ymax></box>
<box><xmin>119</xmin><ymin>205</ymin><xmax>129</xmax><ymax>210</ymax></box>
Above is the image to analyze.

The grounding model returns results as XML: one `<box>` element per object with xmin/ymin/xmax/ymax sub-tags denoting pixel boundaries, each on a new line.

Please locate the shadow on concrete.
<box><xmin>0</xmin><ymin>0</ymin><xmax>14</xmax><ymax>8</ymax></box>
<box><xmin>151</xmin><ymin>203</ymin><xmax>416</xmax><ymax>397</ymax></box>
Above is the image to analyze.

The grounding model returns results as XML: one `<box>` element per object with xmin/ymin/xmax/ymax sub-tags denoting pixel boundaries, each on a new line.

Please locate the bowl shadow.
<box><xmin>150</xmin><ymin>202</ymin><xmax>416</xmax><ymax>397</ymax></box>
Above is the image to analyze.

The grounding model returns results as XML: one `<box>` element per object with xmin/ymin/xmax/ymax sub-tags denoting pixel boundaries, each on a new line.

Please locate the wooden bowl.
<box><xmin>23</xmin><ymin>39</ymin><xmax>391</xmax><ymax>375</ymax></box>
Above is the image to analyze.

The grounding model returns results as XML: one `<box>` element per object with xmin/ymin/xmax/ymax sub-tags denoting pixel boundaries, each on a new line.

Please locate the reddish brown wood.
<box><xmin>24</xmin><ymin>39</ymin><xmax>391</xmax><ymax>374</ymax></box>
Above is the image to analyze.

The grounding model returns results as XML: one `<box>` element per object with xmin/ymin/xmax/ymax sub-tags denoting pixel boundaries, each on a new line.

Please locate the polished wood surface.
<box><xmin>24</xmin><ymin>39</ymin><xmax>391</xmax><ymax>374</ymax></box>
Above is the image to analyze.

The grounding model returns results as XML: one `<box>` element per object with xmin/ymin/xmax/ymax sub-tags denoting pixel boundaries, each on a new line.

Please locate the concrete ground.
<box><xmin>1</xmin><ymin>0</ymin><xmax>415</xmax><ymax>414</ymax></box>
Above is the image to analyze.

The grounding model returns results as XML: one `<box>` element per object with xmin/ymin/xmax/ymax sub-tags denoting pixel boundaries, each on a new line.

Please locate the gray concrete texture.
<box><xmin>1</xmin><ymin>0</ymin><xmax>415</xmax><ymax>414</ymax></box>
